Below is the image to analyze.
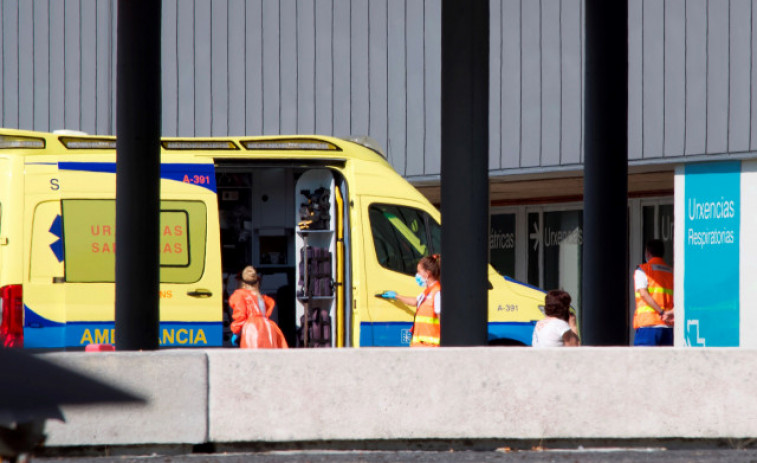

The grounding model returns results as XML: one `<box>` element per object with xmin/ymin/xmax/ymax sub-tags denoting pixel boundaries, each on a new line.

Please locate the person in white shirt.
<box><xmin>532</xmin><ymin>289</ymin><xmax>580</xmax><ymax>347</ymax></box>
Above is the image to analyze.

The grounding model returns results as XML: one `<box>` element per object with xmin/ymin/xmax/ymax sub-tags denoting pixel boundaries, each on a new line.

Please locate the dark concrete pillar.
<box><xmin>115</xmin><ymin>0</ymin><xmax>162</xmax><ymax>350</ymax></box>
<box><xmin>440</xmin><ymin>0</ymin><xmax>489</xmax><ymax>346</ymax></box>
<box><xmin>582</xmin><ymin>0</ymin><xmax>629</xmax><ymax>345</ymax></box>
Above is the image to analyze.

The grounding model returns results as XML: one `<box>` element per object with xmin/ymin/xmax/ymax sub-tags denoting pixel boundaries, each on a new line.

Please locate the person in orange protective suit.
<box><xmin>229</xmin><ymin>265</ymin><xmax>288</xmax><ymax>349</ymax></box>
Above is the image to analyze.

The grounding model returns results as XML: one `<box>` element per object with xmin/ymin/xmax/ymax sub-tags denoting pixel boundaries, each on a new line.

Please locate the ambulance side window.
<box><xmin>428</xmin><ymin>215</ymin><xmax>441</xmax><ymax>254</ymax></box>
<box><xmin>368</xmin><ymin>204</ymin><xmax>430</xmax><ymax>276</ymax></box>
<box><xmin>61</xmin><ymin>199</ymin><xmax>207</xmax><ymax>283</ymax></box>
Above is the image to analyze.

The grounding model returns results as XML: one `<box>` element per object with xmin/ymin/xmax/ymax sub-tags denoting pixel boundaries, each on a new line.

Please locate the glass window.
<box><xmin>369</xmin><ymin>204</ymin><xmax>430</xmax><ymax>276</ymax></box>
<box><xmin>490</xmin><ymin>213</ymin><xmax>516</xmax><ymax>277</ymax></box>
<box><xmin>642</xmin><ymin>204</ymin><xmax>674</xmax><ymax>263</ymax></box>
<box><xmin>528</xmin><ymin>210</ymin><xmax>583</xmax><ymax>314</ymax></box>
<box><xmin>62</xmin><ymin>199</ymin><xmax>207</xmax><ymax>283</ymax></box>
<box><xmin>429</xmin><ymin>216</ymin><xmax>441</xmax><ymax>256</ymax></box>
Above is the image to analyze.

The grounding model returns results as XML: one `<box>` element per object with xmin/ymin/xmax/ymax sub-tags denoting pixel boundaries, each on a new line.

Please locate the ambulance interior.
<box><xmin>215</xmin><ymin>164</ymin><xmax>349</xmax><ymax>348</ymax></box>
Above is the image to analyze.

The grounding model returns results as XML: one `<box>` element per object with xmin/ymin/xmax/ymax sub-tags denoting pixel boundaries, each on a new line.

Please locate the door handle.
<box><xmin>187</xmin><ymin>288</ymin><xmax>213</xmax><ymax>298</ymax></box>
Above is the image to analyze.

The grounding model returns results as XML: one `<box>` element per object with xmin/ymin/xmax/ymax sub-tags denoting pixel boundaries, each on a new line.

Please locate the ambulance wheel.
<box><xmin>488</xmin><ymin>338</ymin><xmax>526</xmax><ymax>347</ymax></box>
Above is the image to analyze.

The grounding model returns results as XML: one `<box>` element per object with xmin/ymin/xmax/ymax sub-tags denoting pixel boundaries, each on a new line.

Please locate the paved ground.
<box><xmin>33</xmin><ymin>448</ymin><xmax>757</xmax><ymax>463</ymax></box>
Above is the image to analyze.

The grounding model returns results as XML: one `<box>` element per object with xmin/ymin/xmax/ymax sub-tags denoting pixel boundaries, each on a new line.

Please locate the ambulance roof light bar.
<box><xmin>0</xmin><ymin>135</ymin><xmax>46</xmax><ymax>149</ymax></box>
<box><xmin>59</xmin><ymin>137</ymin><xmax>117</xmax><ymax>149</ymax></box>
<box><xmin>342</xmin><ymin>135</ymin><xmax>386</xmax><ymax>158</ymax></box>
<box><xmin>162</xmin><ymin>140</ymin><xmax>239</xmax><ymax>150</ymax></box>
<box><xmin>241</xmin><ymin>139</ymin><xmax>340</xmax><ymax>151</ymax></box>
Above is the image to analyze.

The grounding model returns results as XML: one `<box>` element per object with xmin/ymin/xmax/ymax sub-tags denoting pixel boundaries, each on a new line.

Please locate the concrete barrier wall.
<box><xmin>208</xmin><ymin>347</ymin><xmax>757</xmax><ymax>442</ymax></box>
<box><xmin>43</xmin><ymin>351</ymin><xmax>208</xmax><ymax>446</ymax></box>
<box><xmin>38</xmin><ymin>348</ymin><xmax>757</xmax><ymax>447</ymax></box>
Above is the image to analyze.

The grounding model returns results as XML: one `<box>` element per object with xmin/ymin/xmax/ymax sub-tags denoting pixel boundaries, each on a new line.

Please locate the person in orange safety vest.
<box><xmin>229</xmin><ymin>265</ymin><xmax>289</xmax><ymax>349</ymax></box>
<box><xmin>380</xmin><ymin>254</ymin><xmax>442</xmax><ymax>347</ymax></box>
<box><xmin>633</xmin><ymin>239</ymin><xmax>674</xmax><ymax>346</ymax></box>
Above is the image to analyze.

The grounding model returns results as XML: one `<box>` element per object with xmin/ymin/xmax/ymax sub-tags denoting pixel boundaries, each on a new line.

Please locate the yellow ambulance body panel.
<box><xmin>0</xmin><ymin>128</ymin><xmax>547</xmax><ymax>349</ymax></box>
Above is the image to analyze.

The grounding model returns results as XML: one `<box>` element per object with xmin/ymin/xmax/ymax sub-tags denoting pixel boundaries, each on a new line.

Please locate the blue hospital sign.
<box><xmin>684</xmin><ymin>162</ymin><xmax>741</xmax><ymax>346</ymax></box>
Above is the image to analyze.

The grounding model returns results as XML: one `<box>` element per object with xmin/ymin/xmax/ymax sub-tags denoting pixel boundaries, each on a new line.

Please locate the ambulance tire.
<box><xmin>488</xmin><ymin>338</ymin><xmax>527</xmax><ymax>347</ymax></box>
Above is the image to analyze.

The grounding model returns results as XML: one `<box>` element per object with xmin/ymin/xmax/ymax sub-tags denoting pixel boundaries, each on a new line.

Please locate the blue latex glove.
<box><xmin>231</xmin><ymin>333</ymin><xmax>240</xmax><ymax>346</ymax></box>
<box><xmin>381</xmin><ymin>290</ymin><xmax>397</xmax><ymax>300</ymax></box>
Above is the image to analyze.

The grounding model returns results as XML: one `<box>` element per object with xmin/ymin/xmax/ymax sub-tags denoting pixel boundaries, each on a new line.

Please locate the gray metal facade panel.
<box><xmin>752</xmin><ymin>0</ymin><xmax>757</xmax><ymax>151</ymax></box>
<box><xmin>5</xmin><ymin>0</ymin><xmax>757</xmax><ymax>177</ymax></box>
<box><xmin>176</xmin><ymin>0</ymin><xmax>195</xmax><ymax>136</ymax></box>
<box><xmin>520</xmin><ymin>0</ymin><xmax>541</xmax><ymax>168</ymax></box>
<box><xmin>296</xmin><ymin>0</ymin><xmax>316</xmax><ymax>135</ymax></box>
<box><xmin>0</xmin><ymin>1</ymin><xmax>4</xmax><ymax>126</ymax></box>
<box><xmin>162</xmin><ymin>0</ymin><xmax>178</xmax><ymax>136</ymax></box>
<box><xmin>80</xmin><ymin>0</ymin><xmax>97</xmax><ymax>134</ymax></box>
<box><xmin>49</xmin><ymin>0</ymin><xmax>65</xmax><ymax>132</ymax></box>
<box><xmin>707</xmin><ymin>0</ymin><xmax>729</xmax><ymax>154</ymax></box>
<box><xmin>730</xmin><ymin>0</ymin><xmax>751</xmax><ymax>153</ymax></box>
<box><xmin>3</xmin><ymin>0</ymin><xmax>19</xmax><ymax>129</ymax></box>
<box><xmin>499</xmin><ymin>0</ymin><xmax>522</xmax><ymax>169</ymax></box>
<box><xmin>64</xmin><ymin>0</ymin><xmax>80</xmax><ymax>131</ymax></box>
<box><xmin>332</xmin><ymin>0</ymin><xmax>351</xmax><ymax>139</ymax></box>
<box><xmin>96</xmin><ymin>0</ymin><xmax>113</xmax><ymax>135</ymax></box>
<box><xmin>350</xmin><ymin>0</ymin><xmax>370</xmax><ymax>138</ymax></box>
<box><xmin>279</xmin><ymin>0</ymin><xmax>297</xmax><ymax>134</ymax></box>
<box><xmin>261</xmin><ymin>0</ymin><xmax>279</xmax><ymax>135</ymax></box>
<box><xmin>628</xmin><ymin>0</ymin><xmax>643</xmax><ymax>161</ymax></box>
<box><xmin>211</xmin><ymin>0</ymin><xmax>229</xmax><ymax>135</ymax></box>
<box><xmin>424</xmin><ymin>0</ymin><xmax>441</xmax><ymax>175</ymax></box>
<box><xmin>541</xmin><ymin>0</ymin><xmax>561</xmax><ymax>167</ymax></box>
<box><xmin>18</xmin><ymin>0</ymin><xmax>33</xmax><ymax>130</ymax></box>
<box><xmin>489</xmin><ymin>0</ymin><xmax>502</xmax><ymax>170</ymax></box>
<box><xmin>227</xmin><ymin>0</ymin><xmax>246</xmax><ymax>136</ymax></box>
<box><xmin>643</xmin><ymin>0</ymin><xmax>664</xmax><ymax>159</ymax></box>
<box><xmin>314</xmin><ymin>1</ymin><xmax>333</xmax><ymax>135</ymax></box>
<box><xmin>245</xmin><ymin>0</ymin><xmax>263</xmax><ymax>136</ymax></box>
<box><xmin>405</xmin><ymin>0</ymin><xmax>425</xmax><ymax>176</ymax></box>
<box><xmin>686</xmin><ymin>0</ymin><xmax>708</xmax><ymax>156</ymax></box>
<box><xmin>386</xmin><ymin>0</ymin><xmax>407</xmax><ymax>170</ymax></box>
<box><xmin>560</xmin><ymin>0</ymin><xmax>582</xmax><ymax>165</ymax></box>
<box><xmin>33</xmin><ymin>1</ymin><xmax>50</xmax><ymax>131</ymax></box>
<box><xmin>664</xmin><ymin>0</ymin><xmax>686</xmax><ymax>158</ymax></box>
<box><xmin>369</xmin><ymin>0</ymin><xmax>389</xmax><ymax>158</ymax></box>
<box><xmin>194</xmin><ymin>0</ymin><xmax>212</xmax><ymax>135</ymax></box>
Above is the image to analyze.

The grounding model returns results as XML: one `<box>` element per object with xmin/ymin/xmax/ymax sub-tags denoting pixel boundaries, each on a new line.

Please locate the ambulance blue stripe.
<box><xmin>360</xmin><ymin>321</ymin><xmax>537</xmax><ymax>347</ymax></box>
<box><xmin>360</xmin><ymin>322</ymin><xmax>414</xmax><ymax>347</ymax></box>
<box><xmin>58</xmin><ymin>162</ymin><xmax>217</xmax><ymax>192</ymax></box>
<box><xmin>487</xmin><ymin>321</ymin><xmax>537</xmax><ymax>346</ymax></box>
<box><xmin>24</xmin><ymin>321</ymin><xmax>222</xmax><ymax>348</ymax></box>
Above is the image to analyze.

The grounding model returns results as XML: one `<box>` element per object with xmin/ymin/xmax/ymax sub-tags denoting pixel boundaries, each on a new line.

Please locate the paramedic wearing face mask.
<box><xmin>381</xmin><ymin>254</ymin><xmax>442</xmax><ymax>347</ymax></box>
<box><xmin>229</xmin><ymin>265</ymin><xmax>289</xmax><ymax>349</ymax></box>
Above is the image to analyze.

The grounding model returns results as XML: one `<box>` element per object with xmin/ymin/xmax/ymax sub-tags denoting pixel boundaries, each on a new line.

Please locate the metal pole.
<box><xmin>440</xmin><ymin>0</ymin><xmax>489</xmax><ymax>346</ymax></box>
<box><xmin>115</xmin><ymin>0</ymin><xmax>162</xmax><ymax>350</ymax></box>
<box><xmin>582</xmin><ymin>0</ymin><xmax>629</xmax><ymax>345</ymax></box>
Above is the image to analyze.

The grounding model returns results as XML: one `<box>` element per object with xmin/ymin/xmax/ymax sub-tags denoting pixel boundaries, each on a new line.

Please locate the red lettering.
<box><xmin>103</xmin><ymin>225</ymin><xmax>112</xmax><ymax>236</ymax></box>
<box><xmin>183</xmin><ymin>175</ymin><xmax>190</xmax><ymax>183</ymax></box>
<box><xmin>174</xmin><ymin>243</ymin><xmax>182</xmax><ymax>253</ymax></box>
<box><xmin>102</xmin><ymin>243</ymin><xmax>112</xmax><ymax>253</ymax></box>
<box><xmin>91</xmin><ymin>226</ymin><xmax>100</xmax><ymax>236</ymax></box>
<box><xmin>174</xmin><ymin>225</ymin><xmax>183</xmax><ymax>236</ymax></box>
<box><xmin>92</xmin><ymin>242</ymin><xmax>100</xmax><ymax>253</ymax></box>
<box><xmin>163</xmin><ymin>225</ymin><xmax>172</xmax><ymax>236</ymax></box>
<box><xmin>163</xmin><ymin>243</ymin><xmax>173</xmax><ymax>253</ymax></box>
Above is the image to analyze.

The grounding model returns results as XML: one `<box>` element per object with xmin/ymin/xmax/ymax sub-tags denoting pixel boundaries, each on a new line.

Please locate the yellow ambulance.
<box><xmin>0</xmin><ymin>128</ymin><xmax>548</xmax><ymax>349</ymax></box>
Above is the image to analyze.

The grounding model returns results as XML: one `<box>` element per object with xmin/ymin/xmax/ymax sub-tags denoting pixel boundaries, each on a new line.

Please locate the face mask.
<box><xmin>415</xmin><ymin>273</ymin><xmax>427</xmax><ymax>287</ymax></box>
